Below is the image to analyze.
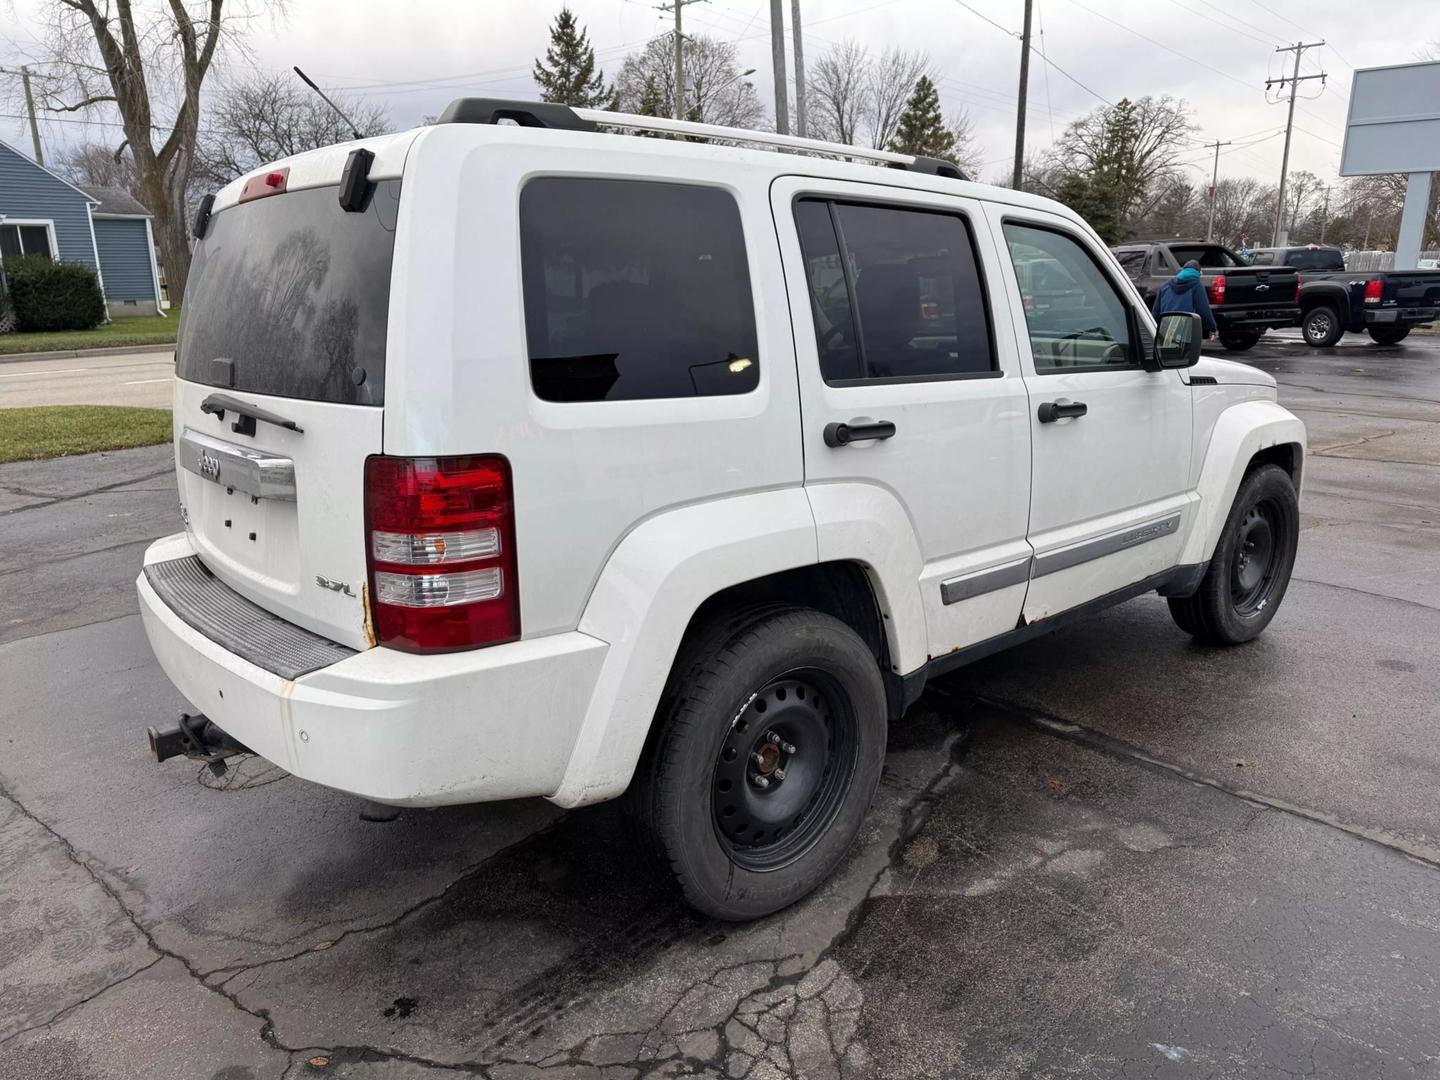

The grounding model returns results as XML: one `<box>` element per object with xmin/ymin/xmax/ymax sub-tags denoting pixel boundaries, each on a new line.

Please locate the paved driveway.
<box><xmin>0</xmin><ymin>350</ymin><xmax>174</xmax><ymax>409</ymax></box>
<box><xmin>0</xmin><ymin>332</ymin><xmax>1437</xmax><ymax>1079</ymax></box>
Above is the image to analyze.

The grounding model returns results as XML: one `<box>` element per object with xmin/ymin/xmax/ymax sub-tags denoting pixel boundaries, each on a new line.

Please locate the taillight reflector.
<box><xmin>1208</xmin><ymin>274</ymin><xmax>1226</xmax><ymax>305</ymax></box>
<box><xmin>1364</xmin><ymin>279</ymin><xmax>1384</xmax><ymax>304</ymax></box>
<box><xmin>364</xmin><ymin>455</ymin><xmax>519</xmax><ymax>653</ymax></box>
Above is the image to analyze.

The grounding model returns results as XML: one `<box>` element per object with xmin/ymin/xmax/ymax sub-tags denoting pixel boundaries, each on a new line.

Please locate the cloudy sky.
<box><xmin>3</xmin><ymin>0</ymin><xmax>1438</xmax><ymax>186</ymax></box>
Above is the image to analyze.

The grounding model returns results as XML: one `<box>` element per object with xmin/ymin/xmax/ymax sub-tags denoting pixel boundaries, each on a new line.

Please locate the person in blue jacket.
<box><xmin>1153</xmin><ymin>259</ymin><xmax>1217</xmax><ymax>338</ymax></box>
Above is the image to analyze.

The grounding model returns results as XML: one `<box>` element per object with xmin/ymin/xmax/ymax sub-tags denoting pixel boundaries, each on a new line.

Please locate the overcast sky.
<box><xmin>4</xmin><ymin>0</ymin><xmax>1438</xmax><ymax>187</ymax></box>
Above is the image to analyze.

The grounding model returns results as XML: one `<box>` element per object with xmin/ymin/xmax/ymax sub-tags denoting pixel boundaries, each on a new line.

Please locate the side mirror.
<box><xmin>1154</xmin><ymin>311</ymin><xmax>1203</xmax><ymax>368</ymax></box>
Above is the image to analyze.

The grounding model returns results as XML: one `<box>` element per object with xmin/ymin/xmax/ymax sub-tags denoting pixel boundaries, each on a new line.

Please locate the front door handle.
<box><xmin>1037</xmin><ymin>399</ymin><xmax>1087</xmax><ymax>423</ymax></box>
<box><xmin>824</xmin><ymin>419</ymin><xmax>897</xmax><ymax>447</ymax></box>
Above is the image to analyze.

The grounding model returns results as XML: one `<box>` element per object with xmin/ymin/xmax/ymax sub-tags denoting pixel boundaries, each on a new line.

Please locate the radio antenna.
<box><xmin>293</xmin><ymin>66</ymin><xmax>363</xmax><ymax>142</ymax></box>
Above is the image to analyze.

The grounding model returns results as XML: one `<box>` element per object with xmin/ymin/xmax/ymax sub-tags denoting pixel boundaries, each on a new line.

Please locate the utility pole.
<box><xmin>1266</xmin><ymin>41</ymin><xmax>1326</xmax><ymax>247</ymax></box>
<box><xmin>0</xmin><ymin>65</ymin><xmax>45</xmax><ymax>164</ymax></box>
<box><xmin>1204</xmin><ymin>139</ymin><xmax>1231</xmax><ymax>242</ymax></box>
<box><xmin>1011</xmin><ymin>0</ymin><xmax>1034</xmax><ymax>189</ymax></box>
<box><xmin>770</xmin><ymin>0</ymin><xmax>789</xmax><ymax>134</ymax></box>
<box><xmin>1318</xmin><ymin>184</ymin><xmax>1331</xmax><ymax>243</ymax></box>
<box><xmin>657</xmin><ymin>0</ymin><xmax>706</xmax><ymax>123</ymax></box>
<box><xmin>791</xmin><ymin>0</ymin><xmax>807</xmax><ymax>137</ymax></box>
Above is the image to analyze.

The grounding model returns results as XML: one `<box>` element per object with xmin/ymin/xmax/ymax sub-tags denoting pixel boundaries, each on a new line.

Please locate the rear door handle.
<box><xmin>1037</xmin><ymin>400</ymin><xmax>1087</xmax><ymax>423</ymax></box>
<box><xmin>824</xmin><ymin>419</ymin><xmax>897</xmax><ymax>447</ymax></box>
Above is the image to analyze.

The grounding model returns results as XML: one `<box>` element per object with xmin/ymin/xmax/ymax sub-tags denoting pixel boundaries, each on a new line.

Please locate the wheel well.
<box><xmin>684</xmin><ymin>562</ymin><xmax>909</xmax><ymax>719</ymax></box>
<box><xmin>1300</xmin><ymin>293</ymin><xmax>1343</xmax><ymax>314</ymax></box>
<box><xmin>1248</xmin><ymin>442</ymin><xmax>1301</xmax><ymax>487</ymax></box>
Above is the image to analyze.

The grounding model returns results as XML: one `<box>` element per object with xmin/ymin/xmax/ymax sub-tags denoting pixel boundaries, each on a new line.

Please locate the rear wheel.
<box><xmin>1302</xmin><ymin>304</ymin><xmax>1345</xmax><ymax>347</ymax></box>
<box><xmin>637</xmin><ymin>605</ymin><xmax>886</xmax><ymax>920</ymax></box>
<box><xmin>1367</xmin><ymin>325</ymin><xmax>1411</xmax><ymax>346</ymax></box>
<box><xmin>1167</xmin><ymin>464</ymin><xmax>1299</xmax><ymax>645</ymax></box>
<box><xmin>1219</xmin><ymin>330</ymin><xmax>1262</xmax><ymax>352</ymax></box>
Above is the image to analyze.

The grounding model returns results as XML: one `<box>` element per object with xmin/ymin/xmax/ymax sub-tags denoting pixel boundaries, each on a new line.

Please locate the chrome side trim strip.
<box><xmin>1032</xmin><ymin>512</ymin><xmax>1181</xmax><ymax>578</ymax></box>
<box><xmin>940</xmin><ymin>557</ymin><xmax>1033</xmax><ymax>606</ymax></box>
<box><xmin>178</xmin><ymin>427</ymin><xmax>296</xmax><ymax>501</ymax></box>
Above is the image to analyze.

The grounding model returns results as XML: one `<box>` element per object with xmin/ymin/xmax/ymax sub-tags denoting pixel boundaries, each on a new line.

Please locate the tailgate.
<box><xmin>172</xmin><ymin>177</ymin><xmax>401</xmax><ymax>651</ymax></box>
<box><xmin>1218</xmin><ymin>267</ymin><xmax>1297</xmax><ymax>307</ymax></box>
<box><xmin>1381</xmin><ymin>271</ymin><xmax>1440</xmax><ymax>310</ymax></box>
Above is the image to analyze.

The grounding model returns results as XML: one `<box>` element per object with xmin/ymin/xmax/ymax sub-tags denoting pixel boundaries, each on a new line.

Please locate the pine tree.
<box><xmin>887</xmin><ymin>76</ymin><xmax>956</xmax><ymax>160</ymax></box>
<box><xmin>533</xmin><ymin>7</ymin><xmax>610</xmax><ymax>108</ymax></box>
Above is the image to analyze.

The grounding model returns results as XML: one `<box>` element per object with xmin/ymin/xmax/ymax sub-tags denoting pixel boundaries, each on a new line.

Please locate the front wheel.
<box><xmin>637</xmin><ymin>605</ymin><xmax>887</xmax><ymax>920</ymax></box>
<box><xmin>1167</xmin><ymin>464</ymin><xmax>1299</xmax><ymax>645</ymax></box>
<box><xmin>1219</xmin><ymin>330</ymin><xmax>1262</xmax><ymax>352</ymax></box>
<box><xmin>1368</xmin><ymin>325</ymin><xmax>1411</xmax><ymax>346</ymax></box>
<box><xmin>1302</xmin><ymin>305</ymin><xmax>1346</xmax><ymax>347</ymax></box>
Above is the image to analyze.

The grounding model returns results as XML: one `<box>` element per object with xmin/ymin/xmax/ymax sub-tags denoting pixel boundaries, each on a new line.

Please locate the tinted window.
<box><xmin>520</xmin><ymin>178</ymin><xmax>759</xmax><ymax>402</ymax></box>
<box><xmin>1250</xmin><ymin>250</ymin><xmax>1275</xmax><ymax>266</ymax></box>
<box><xmin>1114</xmin><ymin>250</ymin><xmax>1146</xmax><ymax>279</ymax></box>
<box><xmin>1281</xmin><ymin>248</ymin><xmax>1344</xmax><ymax>271</ymax></box>
<box><xmin>1169</xmin><ymin>244</ymin><xmax>1244</xmax><ymax>268</ymax></box>
<box><xmin>1004</xmin><ymin>223</ymin><xmax>1135</xmax><ymax>372</ymax></box>
<box><xmin>794</xmin><ymin>199</ymin><xmax>995</xmax><ymax>383</ymax></box>
<box><xmin>178</xmin><ymin>181</ymin><xmax>399</xmax><ymax>405</ymax></box>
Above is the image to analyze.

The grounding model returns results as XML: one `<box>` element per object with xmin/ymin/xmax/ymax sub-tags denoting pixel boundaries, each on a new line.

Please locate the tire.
<box><xmin>636</xmin><ymin>604</ymin><xmax>887</xmax><ymax>920</ymax></box>
<box><xmin>1167</xmin><ymin>464</ymin><xmax>1299</xmax><ymax>646</ymax></box>
<box><xmin>1367</xmin><ymin>325</ymin><xmax>1411</xmax><ymax>346</ymax></box>
<box><xmin>1301</xmin><ymin>304</ymin><xmax>1345</xmax><ymax>347</ymax></box>
<box><xmin>1219</xmin><ymin>331</ymin><xmax>1261</xmax><ymax>352</ymax></box>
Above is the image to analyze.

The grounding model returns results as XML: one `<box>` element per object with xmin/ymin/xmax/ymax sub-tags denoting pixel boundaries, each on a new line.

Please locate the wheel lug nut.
<box><xmin>766</xmin><ymin>731</ymin><xmax>781</xmax><ymax>745</ymax></box>
<box><xmin>752</xmin><ymin>751</ymin><xmax>768</xmax><ymax>767</ymax></box>
<box><xmin>773</xmin><ymin>767</ymin><xmax>786</xmax><ymax>781</ymax></box>
<box><xmin>752</xmin><ymin>775</ymin><xmax>770</xmax><ymax>789</ymax></box>
<box><xmin>782</xmin><ymin>741</ymin><xmax>797</xmax><ymax>755</ymax></box>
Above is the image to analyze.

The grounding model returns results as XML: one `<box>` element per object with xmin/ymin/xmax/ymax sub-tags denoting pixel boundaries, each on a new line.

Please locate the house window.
<box><xmin>0</xmin><ymin>223</ymin><xmax>54</xmax><ymax>260</ymax></box>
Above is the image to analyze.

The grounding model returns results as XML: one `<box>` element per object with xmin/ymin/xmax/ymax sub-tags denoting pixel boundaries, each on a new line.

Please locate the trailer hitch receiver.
<box><xmin>148</xmin><ymin>713</ymin><xmax>252</xmax><ymax>775</ymax></box>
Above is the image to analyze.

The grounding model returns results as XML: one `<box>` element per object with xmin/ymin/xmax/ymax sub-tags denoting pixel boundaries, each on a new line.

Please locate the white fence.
<box><xmin>1344</xmin><ymin>249</ymin><xmax>1440</xmax><ymax>271</ymax></box>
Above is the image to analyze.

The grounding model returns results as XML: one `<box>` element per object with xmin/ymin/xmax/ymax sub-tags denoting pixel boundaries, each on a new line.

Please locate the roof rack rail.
<box><xmin>434</xmin><ymin>97</ymin><xmax>969</xmax><ymax>181</ymax></box>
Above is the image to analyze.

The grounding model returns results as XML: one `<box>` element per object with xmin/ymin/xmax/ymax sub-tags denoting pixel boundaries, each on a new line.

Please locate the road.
<box><xmin>0</xmin><ymin>350</ymin><xmax>174</xmax><ymax>409</ymax></box>
<box><xmin>0</xmin><ymin>332</ymin><xmax>1437</xmax><ymax>1079</ymax></box>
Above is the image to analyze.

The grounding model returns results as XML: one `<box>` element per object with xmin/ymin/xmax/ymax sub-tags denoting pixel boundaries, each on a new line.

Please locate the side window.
<box><xmin>519</xmin><ymin>178</ymin><xmax>759</xmax><ymax>402</ymax></box>
<box><xmin>1003</xmin><ymin>222</ymin><xmax>1136</xmax><ymax>373</ymax></box>
<box><xmin>793</xmin><ymin>198</ymin><xmax>996</xmax><ymax>384</ymax></box>
<box><xmin>1114</xmin><ymin>250</ymin><xmax>1146</xmax><ymax>280</ymax></box>
<box><xmin>1250</xmin><ymin>250</ymin><xmax>1275</xmax><ymax>266</ymax></box>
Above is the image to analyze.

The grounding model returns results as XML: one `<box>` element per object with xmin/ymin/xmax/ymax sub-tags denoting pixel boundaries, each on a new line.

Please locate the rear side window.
<box><xmin>793</xmin><ymin>198</ymin><xmax>996</xmax><ymax>384</ymax></box>
<box><xmin>1250</xmin><ymin>250</ymin><xmax>1275</xmax><ymax>266</ymax></box>
<box><xmin>1114</xmin><ymin>250</ymin><xmax>1146</xmax><ymax>279</ymax></box>
<box><xmin>178</xmin><ymin>181</ymin><xmax>399</xmax><ymax>405</ymax></box>
<box><xmin>520</xmin><ymin>178</ymin><xmax>759</xmax><ymax>402</ymax></box>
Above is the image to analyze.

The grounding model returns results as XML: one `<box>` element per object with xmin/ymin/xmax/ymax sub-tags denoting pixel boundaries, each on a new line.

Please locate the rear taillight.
<box><xmin>364</xmin><ymin>455</ymin><xmax>519</xmax><ymax>653</ymax></box>
<box><xmin>1295</xmin><ymin>273</ymin><xmax>1302</xmax><ymax>301</ymax></box>
<box><xmin>1364</xmin><ymin>279</ymin><xmax>1384</xmax><ymax>304</ymax></box>
<box><xmin>1208</xmin><ymin>274</ymin><xmax>1226</xmax><ymax>305</ymax></box>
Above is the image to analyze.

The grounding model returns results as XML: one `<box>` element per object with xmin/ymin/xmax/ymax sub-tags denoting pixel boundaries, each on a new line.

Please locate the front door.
<box><xmin>988</xmin><ymin>208</ymin><xmax>1194</xmax><ymax>621</ymax></box>
<box><xmin>772</xmin><ymin>177</ymin><xmax>1033</xmax><ymax>660</ymax></box>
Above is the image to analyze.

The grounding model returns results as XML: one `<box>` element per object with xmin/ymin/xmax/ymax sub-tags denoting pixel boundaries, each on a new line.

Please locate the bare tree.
<box><xmin>865</xmin><ymin>47</ymin><xmax>929</xmax><ymax>150</ymax></box>
<box><xmin>1208</xmin><ymin>176</ymin><xmax>1267</xmax><ymax>247</ymax></box>
<box><xmin>613</xmin><ymin>33</ymin><xmax>764</xmax><ymax>129</ymax></box>
<box><xmin>807</xmin><ymin>40</ymin><xmax>868</xmax><ymax>145</ymax></box>
<box><xmin>25</xmin><ymin>1</ymin><xmax>242</xmax><ymax>302</ymax></box>
<box><xmin>946</xmin><ymin>110</ymin><xmax>983</xmax><ymax>176</ymax></box>
<box><xmin>195</xmin><ymin>72</ymin><xmax>390</xmax><ymax>188</ymax></box>
<box><xmin>56</xmin><ymin>141</ymin><xmax>140</xmax><ymax>195</ymax></box>
<box><xmin>1283</xmin><ymin>170</ymin><xmax>1320</xmax><ymax>236</ymax></box>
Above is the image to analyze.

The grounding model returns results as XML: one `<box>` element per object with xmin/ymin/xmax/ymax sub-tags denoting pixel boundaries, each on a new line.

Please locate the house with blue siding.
<box><xmin>0</xmin><ymin>139</ymin><xmax>164</xmax><ymax>319</ymax></box>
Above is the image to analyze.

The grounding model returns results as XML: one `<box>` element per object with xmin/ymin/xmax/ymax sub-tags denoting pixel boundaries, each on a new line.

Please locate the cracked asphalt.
<box><xmin>2</xmin><ymin>330</ymin><xmax>1438</xmax><ymax>1079</ymax></box>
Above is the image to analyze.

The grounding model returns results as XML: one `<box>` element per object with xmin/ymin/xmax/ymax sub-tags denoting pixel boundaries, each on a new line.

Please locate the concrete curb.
<box><xmin>0</xmin><ymin>342</ymin><xmax>176</xmax><ymax>364</ymax></box>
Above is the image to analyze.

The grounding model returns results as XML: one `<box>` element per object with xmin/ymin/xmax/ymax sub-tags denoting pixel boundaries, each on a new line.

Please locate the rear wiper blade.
<box><xmin>200</xmin><ymin>392</ymin><xmax>304</xmax><ymax>437</ymax></box>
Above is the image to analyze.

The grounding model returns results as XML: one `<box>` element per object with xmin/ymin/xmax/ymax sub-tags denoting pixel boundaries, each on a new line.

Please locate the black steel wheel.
<box><xmin>1368</xmin><ymin>325</ymin><xmax>1411</xmax><ymax>346</ymax></box>
<box><xmin>711</xmin><ymin>671</ymin><xmax>857</xmax><ymax>872</ymax></box>
<box><xmin>1167</xmin><ymin>463</ymin><xmax>1299</xmax><ymax>645</ymax></box>
<box><xmin>1220</xmin><ymin>330</ymin><xmax>1261</xmax><ymax>352</ymax></box>
<box><xmin>636</xmin><ymin>605</ymin><xmax>886</xmax><ymax>920</ymax></box>
<box><xmin>1302</xmin><ymin>305</ymin><xmax>1345</xmax><ymax>347</ymax></box>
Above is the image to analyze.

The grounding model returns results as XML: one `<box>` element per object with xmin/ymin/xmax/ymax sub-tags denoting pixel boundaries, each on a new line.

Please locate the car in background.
<box><xmin>1247</xmin><ymin>244</ymin><xmax>1440</xmax><ymax>347</ymax></box>
<box><xmin>1111</xmin><ymin>240</ymin><xmax>1301</xmax><ymax>352</ymax></box>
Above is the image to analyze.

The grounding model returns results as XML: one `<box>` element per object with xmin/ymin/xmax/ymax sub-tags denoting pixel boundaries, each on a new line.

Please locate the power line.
<box><xmin>947</xmin><ymin>0</ymin><xmax>1111</xmax><ymax>106</ymax></box>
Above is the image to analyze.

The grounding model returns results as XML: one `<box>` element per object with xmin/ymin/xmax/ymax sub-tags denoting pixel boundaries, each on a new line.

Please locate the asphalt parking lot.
<box><xmin>1</xmin><ymin>331</ymin><xmax>1437</xmax><ymax>1079</ymax></box>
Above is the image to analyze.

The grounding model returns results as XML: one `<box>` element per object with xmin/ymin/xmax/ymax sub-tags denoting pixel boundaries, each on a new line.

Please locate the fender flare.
<box><xmin>1178</xmin><ymin>400</ymin><xmax>1306</xmax><ymax>566</ymax></box>
<box><xmin>1298</xmin><ymin>281</ymin><xmax>1351</xmax><ymax>313</ymax></box>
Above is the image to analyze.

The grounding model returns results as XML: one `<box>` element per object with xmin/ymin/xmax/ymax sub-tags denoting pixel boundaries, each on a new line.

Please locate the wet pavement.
<box><xmin>1</xmin><ymin>330</ymin><xmax>1437</xmax><ymax>1078</ymax></box>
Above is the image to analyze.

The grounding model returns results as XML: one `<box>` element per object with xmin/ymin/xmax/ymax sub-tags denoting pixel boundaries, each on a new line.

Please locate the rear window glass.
<box><xmin>178</xmin><ymin>181</ymin><xmax>400</xmax><ymax>406</ymax></box>
<box><xmin>520</xmin><ymin>177</ymin><xmax>759</xmax><ymax>402</ymax></box>
<box><xmin>1169</xmin><ymin>245</ymin><xmax>1244</xmax><ymax>268</ymax></box>
<box><xmin>1281</xmin><ymin>248</ymin><xmax>1344</xmax><ymax>270</ymax></box>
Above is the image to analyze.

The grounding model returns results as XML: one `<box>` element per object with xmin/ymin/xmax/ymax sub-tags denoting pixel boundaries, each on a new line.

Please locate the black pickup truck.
<box><xmin>1111</xmin><ymin>240</ymin><xmax>1300</xmax><ymax>352</ymax></box>
<box><xmin>1247</xmin><ymin>245</ymin><xmax>1440</xmax><ymax>347</ymax></box>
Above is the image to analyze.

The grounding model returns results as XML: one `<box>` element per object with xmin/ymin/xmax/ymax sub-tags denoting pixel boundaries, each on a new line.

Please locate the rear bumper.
<box><xmin>1364</xmin><ymin>307</ymin><xmax>1437</xmax><ymax>325</ymax></box>
<box><xmin>137</xmin><ymin>533</ymin><xmax>608</xmax><ymax>806</ymax></box>
<box><xmin>1216</xmin><ymin>305</ymin><xmax>1300</xmax><ymax>331</ymax></box>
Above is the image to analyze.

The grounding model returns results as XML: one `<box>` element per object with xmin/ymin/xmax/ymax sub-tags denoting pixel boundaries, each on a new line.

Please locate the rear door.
<box><xmin>174</xmin><ymin>179</ymin><xmax>401</xmax><ymax>650</ymax></box>
<box><xmin>772</xmin><ymin>177</ymin><xmax>1034</xmax><ymax>656</ymax></box>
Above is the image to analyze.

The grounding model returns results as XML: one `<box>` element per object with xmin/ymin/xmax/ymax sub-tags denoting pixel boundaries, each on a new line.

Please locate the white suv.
<box><xmin>138</xmin><ymin>99</ymin><xmax>1305</xmax><ymax>920</ymax></box>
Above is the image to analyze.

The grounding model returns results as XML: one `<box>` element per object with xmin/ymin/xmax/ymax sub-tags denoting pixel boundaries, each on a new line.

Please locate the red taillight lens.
<box><xmin>1295</xmin><ymin>273</ymin><xmax>1302</xmax><ymax>302</ymax></box>
<box><xmin>1208</xmin><ymin>274</ymin><xmax>1226</xmax><ymax>305</ymax></box>
<box><xmin>364</xmin><ymin>455</ymin><xmax>519</xmax><ymax>653</ymax></box>
<box><xmin>1364</xmin><ymin>279</ymin><xmax>1384</xmax><ymax>304</ymax></box>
